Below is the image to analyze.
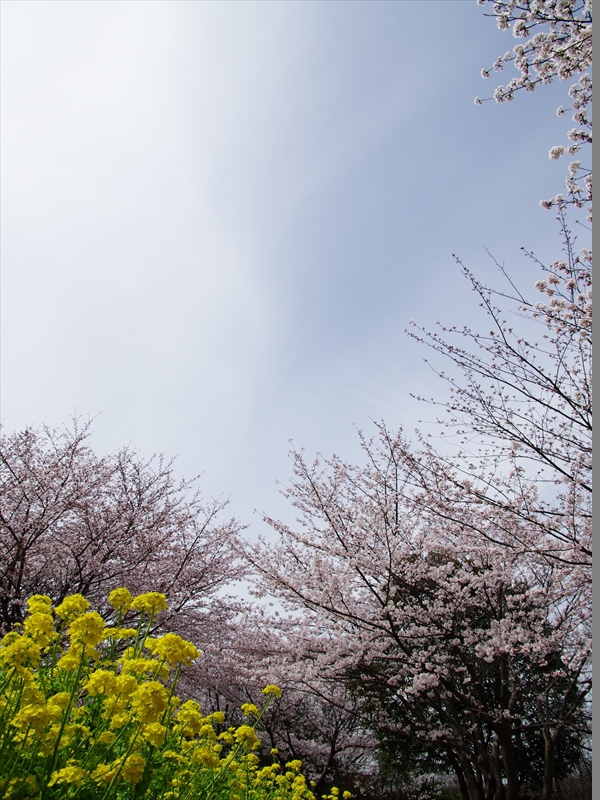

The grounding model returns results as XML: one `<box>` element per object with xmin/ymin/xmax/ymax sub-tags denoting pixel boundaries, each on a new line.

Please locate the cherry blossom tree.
<box><xmin>243</xmin><ymin>211</ymin><xmax>592</xmax><ymax>795</ymax></box>
<box><xmin>241</xmin><ymin>209</ymin><xmax>591</xmax><ymax>799</ymax></box>
<box><xmin>407</xmin><ymin>214</ymin><xmax>591</xmax><ymax>576</ymax></box>
<box><xmin>0</xmin><ymin>420</ymin><xmax>244</xmax><ymax>637</ymax></box>
<box><xmin>243</xmin><ymin>428</ymin><xmax>591</xmax><ymax>800</ymax></box>
<box><xmin>475</xmin><ymin>0</ymin><xmax>592</xmax><ymax>218</ymax></box>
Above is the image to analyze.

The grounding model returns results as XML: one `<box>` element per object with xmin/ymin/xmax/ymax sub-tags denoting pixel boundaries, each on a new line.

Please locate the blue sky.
<box><xmin>1</xmin><ymin>0</ymin><xmax>576</xmax><ymax>527</ymax></box>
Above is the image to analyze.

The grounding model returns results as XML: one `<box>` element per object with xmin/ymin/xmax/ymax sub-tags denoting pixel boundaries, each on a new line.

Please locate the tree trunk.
<box><xmin>542</xmin><ymin>733</ymin><xmax>555</xmax><ymax>800</ymax></box>
<box><xmin>457</xmin><ymin>749</ymin><xmax>486</xmax><ymax>800</ymax></box>
<box><xmin>488</xmin><ymin>738</ymin><xmax>506</xmax><ymax>800</ymax></box>
<box><xmin>447</xmin><ymin>747</ymin><xmax>470</xmax><ymax>800</ymax></box>
<box><xmin>498</xmin><ymin>728</ymin><xmax>520</xmax><ymax>800</ymax></box>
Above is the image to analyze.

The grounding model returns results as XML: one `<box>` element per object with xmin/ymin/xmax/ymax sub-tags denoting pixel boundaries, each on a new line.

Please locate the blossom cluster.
<box><xmin>0</xmin><ymin>590</ymin><xmax>314</xmax><ymax>800</ymax></box>
<box><xmin>475</xmin><ymin>0</ymin><xmax>592</xmax><ymax>218</ymax></box>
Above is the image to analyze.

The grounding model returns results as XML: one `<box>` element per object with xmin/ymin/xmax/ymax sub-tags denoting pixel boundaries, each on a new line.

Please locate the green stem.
<box><xmin>98</xmin><ymin>721</ymin><xmax>143</xmax><ymax>800</ymax></box>
<box><xmin>42</xmin><ymin>645</ymin><xmax>88</xmax><ymax>798</ymax></box>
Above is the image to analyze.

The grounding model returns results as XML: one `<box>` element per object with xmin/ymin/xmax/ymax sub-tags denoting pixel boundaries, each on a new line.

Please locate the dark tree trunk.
<box><xmin>457</xmin><ymin>749</ymin><xmax>486</xmax><ymax>800</ymax></box>
<box><xmin>447</xmin><ymin>747</ymin><xmax>470</xmax><ymax>800</ymax></box>
<box><xmin>488</xmin><ymin>739</ymin><xmax>506</xmax><ymax>800</ymax></box>
<box><xmin>499</xmin><ymin>728</ymin><xmax>520</xmax><ymax>800</ymax></box>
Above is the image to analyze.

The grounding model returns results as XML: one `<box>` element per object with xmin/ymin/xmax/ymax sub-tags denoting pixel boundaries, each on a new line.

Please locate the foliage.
<box><xmin>0</xmin><ymin>588</ymin><xmax>325</xmax><ymax>800</ymax></box>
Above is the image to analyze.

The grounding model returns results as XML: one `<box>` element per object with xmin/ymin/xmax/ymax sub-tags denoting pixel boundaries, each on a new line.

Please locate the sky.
<box><xmin>1</xmin><ymin>0</ymin><xmax>577</xmax><ymax>531</ymax></box>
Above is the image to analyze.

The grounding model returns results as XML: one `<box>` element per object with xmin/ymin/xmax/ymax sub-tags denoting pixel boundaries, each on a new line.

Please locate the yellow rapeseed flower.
<box><xmin>103</xmin><ymin>627</ymin><xmax>137</xmax><ymax>640</ymax></box>
<box><xmin>108</xmin><ymin>713</ymin><xmax>130</xmax><ymax>730</ymax></box>
<box><xmin>56</xmin><ymin>723</ymin><xmax>91</xmax><ymax>747</ymax></box>
<box><xmin>115</xmin><ymin>673</ymin><xmax>139</xmax><ymax>695</ymax></box>
<box><xmin>55</xmin><ymin>594</ymin><xmax>90</xmax><ymax>621</ymax></box>
<box><xmin>206</xmin><ymin>711</ymin><xmax>225</xmax><ymax>725</ymax></box>
<box><xmin>20</xmin><ymin>681</ymin><xmax>44</xmax><ymax>706</ymax></box>
<box><xmin>85</xmin><ymin>668</ymin><xmax>117</xmax><ymax>697</ymax></box>
<box><xmin>92</xmin><ymin>760</ymin><xmax>121</xmax><ymax>787</ymax></box>
<box><xmin>234</xmin><ymin>725</ymin><xmax>260</xmax><ymax>751</ymax></box>
<box><xmin>103</xmin><ymin>625</ymin><xmax>137</xmax><ymax>639</ymax></box>
<box><xmin>1</xmin><ymin>590</ymin><xmax>318</xmax><ymax>800</ymax></box>
<box><xmin>199</xmin><ymin>723</ymin><xmax>217</xmax><ymax>740</ymax></box>
<box><xmin>120</xmin><ymin>655</ymin><xmax>168</xmax><ymax>679</ymax></box>
<box><xmin>261</xmin><ymin>684</ymin><xmax>282</xmax><ymax>699</ymax></box>
<box><xmin>11</xmin><ymin>703</ymin><xmax>54</xmax><ymax>737</ymax></box>
<box><xmin>292</xmin><ymin>774</ymin><xmax>308</xmax><ymax>794</ymax></box>
<box><xmin>102</xmin><ymin>672</ymin><xmax>137</xmax><ymax>716</ymax></box>
<box><xmin>256</xmin><ymin>764</ymin><xmax>280</xmax><ymax>781</ymax></box>
<box><xmin>96</xmin><ymin>731</ymin><xmax>117</xmax><ymax>746</ymax></box>
<box><xmin>26</xmin><ymin>595</ymin><xmax>52</xmax><ymax>614</ymax></box>
<box><xmin>163</xmin><ymin>750</ymin><xmax>185</xmax><ymax>763</ymax></box>
<box><xmin>0</xmin><ymin>630</ymin><xmax>20</xmax><ymax>647</ymax></box>
<box><xmin>130</xmin><ymin>680</ymin><xmax>169</xmax><ymax>723</ymax></box>
<box><xmin>121</xmin><ymin>754</ymin><xmax>146</xmax><ymax>786</ymax></box>
<box><xmin>23</xmin><ymin>612</ymin><xmax>56</xmax><ymax>647</ymax></box>
<box><xmin>146</xmin><ymin>632</ymin><xmax>200</xmax><ymax>666</ymax></box>
<box><xmin>177</xmin><ymin>700</ymin><xmax>203</xmax><ymax>737</ymax></box>
<box><xmin>191</xmin><ymin>747</ymin><xmax>219</xmax><ymax>767</ymax></box>
<box><xmin>48</xmin><ymin>765</ymin><xmax>87</xmax><ymax>788</ymax></box>
<box><xmin>56</xmin><ymin>647</ymin><xmax>82</xmax><ymax>672</ymax></box>
<box><xmin>131</xmin><ymin>592</ymin><xmax>168</xmax><ymax>615</ymax></box>
<box><xmin>102</xmin><ymin>697</ymin><xmax>126</xmax><ymax>718</ymax></box>
<box><xmin>0</xmin><ymin>635</ymin><xmax>41</xmax><ymax>668</ymax></box>
<box><xmin>68</xmin><ymin>611</ymin><xmax>105</xmax><ymax>647</ymax></box>
<box><xmin>48</xmin><ymin>692</ymin><xmax>71</xmax><ymax>709</ymax></box>
<box><xmin>108</xmin><ymin>587</ymin><xmax>133</xmax><ymax>612</ymax></box>
<box><xmin>142</xmin><ymin>722</ymin><xmax>166</xmax><ymax>746</ymax></box>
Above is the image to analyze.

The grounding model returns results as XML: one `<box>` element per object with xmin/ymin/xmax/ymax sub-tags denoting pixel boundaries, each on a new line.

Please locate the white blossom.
<box><xmin>477</xmin><ymin>0</ymin><xmax>592</xmax><ymax>216</ymax></box>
